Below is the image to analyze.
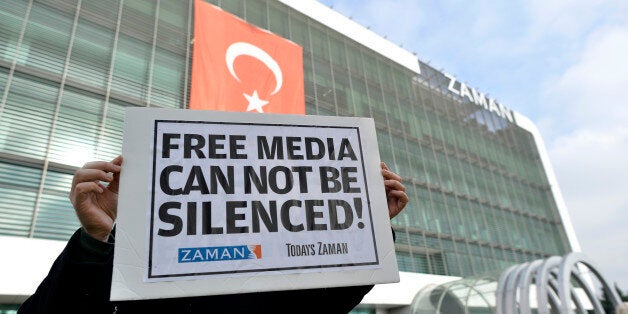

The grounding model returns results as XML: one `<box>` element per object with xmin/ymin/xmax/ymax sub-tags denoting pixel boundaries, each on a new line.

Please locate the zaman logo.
<box><xmin>178</xmin><ymin>245</ymin><xmax>262</xmax><ymax>263</ymax></box>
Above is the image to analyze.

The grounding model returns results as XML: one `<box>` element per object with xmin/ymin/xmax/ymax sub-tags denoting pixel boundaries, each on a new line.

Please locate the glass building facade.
<box><xmin>0</xmin><ymin>0</ymin><xmax>571</xmax><ymax>283</ymax></box>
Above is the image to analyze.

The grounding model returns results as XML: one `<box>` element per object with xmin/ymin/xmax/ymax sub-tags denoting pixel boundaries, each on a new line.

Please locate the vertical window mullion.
<box><xmin>182</xmin><ymin>0</ymin><xmax>192</xmax><ymax>108</ymax></box>
<box><xmin>96</xmin><ymin>0</ymin><xmax>124</xmax><ymax>160</ymax></box>
<box><xmin>0</xmin><ymin>0</ymin><xmax>33</xmax><ymax>118</ymax></box>
<box><xmin>30</xmin><ymin>0</ymin><xmax>82</xmax><ymax>237</ymax></box>
<box><xmin>145</xmin><ymin>0</ymin><xmax>160</xmax><ymax>107</ymax></box>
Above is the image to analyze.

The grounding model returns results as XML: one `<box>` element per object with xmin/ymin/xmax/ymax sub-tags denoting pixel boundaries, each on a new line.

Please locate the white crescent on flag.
<box><xmin>225</xmin><ymin>42</ymin><xmax>283</xmax><ymax>95</ymax></box>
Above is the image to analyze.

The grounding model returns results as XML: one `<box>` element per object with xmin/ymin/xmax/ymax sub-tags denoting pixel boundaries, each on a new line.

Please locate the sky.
<box><xmin>319</xmin><ymin>0</ymin><xmax>628</xmax><ymax>291</ymax></box>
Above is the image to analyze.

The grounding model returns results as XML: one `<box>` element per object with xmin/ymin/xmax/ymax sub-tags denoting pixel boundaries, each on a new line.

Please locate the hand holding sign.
<box><xmin>69</xmin><ymin>156</ymin><xmax>122</xmax><ymax>242</ymax></box>
<box><xmin>381</xmin><ymin>162</ymin><xmax>409</xmax><ymax>219</ymax></box>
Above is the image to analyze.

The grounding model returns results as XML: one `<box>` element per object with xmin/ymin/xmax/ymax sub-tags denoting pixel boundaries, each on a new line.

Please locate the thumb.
<box><xmin>108</xmin><ymin>156</ymin><xmax>123</xmax><ymax>193</ymax></box>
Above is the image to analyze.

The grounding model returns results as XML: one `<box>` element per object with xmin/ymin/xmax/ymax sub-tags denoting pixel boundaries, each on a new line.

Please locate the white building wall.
<box><xmin>0</xmin><ymin>236</ymin><xmax>66</xmax><ymax>304</ymax></box>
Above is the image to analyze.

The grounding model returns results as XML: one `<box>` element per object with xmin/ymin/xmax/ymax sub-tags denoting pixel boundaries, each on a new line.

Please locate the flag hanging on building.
<box><xmin>190</xmin><ymin>0</ymin><xmax>304</xmax><ymax>114</ymax></box>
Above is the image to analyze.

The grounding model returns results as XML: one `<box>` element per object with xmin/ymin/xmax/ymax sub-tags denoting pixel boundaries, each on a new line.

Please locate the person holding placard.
<box><xmin>18</xmin><ymin>156</ymin><xmax>408</xmax><ymax>314</ymax></box>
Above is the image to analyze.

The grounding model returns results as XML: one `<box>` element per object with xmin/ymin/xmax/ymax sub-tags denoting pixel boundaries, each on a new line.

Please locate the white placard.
<box><xmin>111</xmin><ymin>108</ymin><xmax>398</xmax><ymax>300</ymax></box>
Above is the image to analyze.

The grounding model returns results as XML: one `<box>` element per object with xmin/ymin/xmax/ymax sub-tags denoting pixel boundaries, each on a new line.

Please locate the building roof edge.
<box><xmin>278</xmin><ymin>0</ymin><xmax>421</xmax><ymax>74</ymax></box>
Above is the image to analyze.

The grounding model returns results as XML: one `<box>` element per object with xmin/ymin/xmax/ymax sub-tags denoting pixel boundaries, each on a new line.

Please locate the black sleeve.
<box><xmin>18</xmin><ymin>228</ymin><xmax>116</xmax><ymax>314</ymax></box>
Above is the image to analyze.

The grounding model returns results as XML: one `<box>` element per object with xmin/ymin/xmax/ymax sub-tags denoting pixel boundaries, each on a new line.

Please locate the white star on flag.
<box><xmin>243</xmin><ymin>90</ymin><xmax>269</xmax><ymax>113</ymax></box>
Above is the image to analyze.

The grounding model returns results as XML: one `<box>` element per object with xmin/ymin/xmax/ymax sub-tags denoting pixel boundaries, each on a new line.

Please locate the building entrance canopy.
<box><xmin>410</xmin><ymin>253</ymin><xmax>623</xmax><ymax>314</ymax></box>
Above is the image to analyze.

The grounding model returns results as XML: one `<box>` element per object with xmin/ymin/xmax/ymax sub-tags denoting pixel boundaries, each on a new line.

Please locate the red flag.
<box><xmin>190</xmin><ymin>0</ymin><xmax>304</xmax><ymax>114</ymax></box>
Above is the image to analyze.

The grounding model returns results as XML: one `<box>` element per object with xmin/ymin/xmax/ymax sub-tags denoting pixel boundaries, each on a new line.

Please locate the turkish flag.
<box><xmin>190</xmin><ymin>0</ymin><xmax>304</xmax><ymax>114</ymax></box>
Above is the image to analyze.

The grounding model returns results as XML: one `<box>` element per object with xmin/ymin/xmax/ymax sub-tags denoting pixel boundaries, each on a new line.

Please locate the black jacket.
<box><xmin>18</xmin><ymin>229</ymin><xmax>373</xmax><ymax>314</ymax></box>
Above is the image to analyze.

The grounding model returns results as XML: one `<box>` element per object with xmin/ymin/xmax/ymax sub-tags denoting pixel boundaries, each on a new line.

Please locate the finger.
<box><xmin>387</xmin><ymin>190</ymin><xmax>409</xmax><ymax>204</ymax></box>
<box><xmin>108</xmin><ymin>169</ymin><xmax>121</xmax><ymax>194</ymax></box>
<box><xmin>111</xmin><ymin>155</ymin><xmax>123</xmax><ymax>166</ymax></box>
<box><xmin>102</xmin><ymin>156</ymin><xmax>123</xmax><ymax>194</ymax></box>
<box><xmin>388</xmin><ymin>191</ymin><xmax>409</xmax><ymax>212</ymax></box>
<box><xmin>82</xmin><ymin>160</ymin><xmax>122</xmax><ymax>173</ymax></box>
<box><xmin>72</xmin><ymin>182</ymin><xmax>104</xmax><ymax>205</ymax></box>
<box><xmin>384</xmin><ymin>179</ymin><xmax>406</xmax><ymax>192</ymax></box>
<box><xmin>73</xmin><ymin>169</ymin><xmax>113</xmax><ymax>187</ymax></box>
<box><xmin>381</xmin><ymin>162</ymin><xmax>389</xmax><ymax>171</ymax></box>
<box><xmin>381</xmin><ymin>168</ymin><xmax>402</xmax><ymax>182</ymax></box>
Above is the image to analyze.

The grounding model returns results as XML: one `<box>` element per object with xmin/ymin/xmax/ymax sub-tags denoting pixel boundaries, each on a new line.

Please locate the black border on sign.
<box><xmin>148</xmin><ymin>120</ymin><xmax>379</xmax><ymax>279</ymax></box>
